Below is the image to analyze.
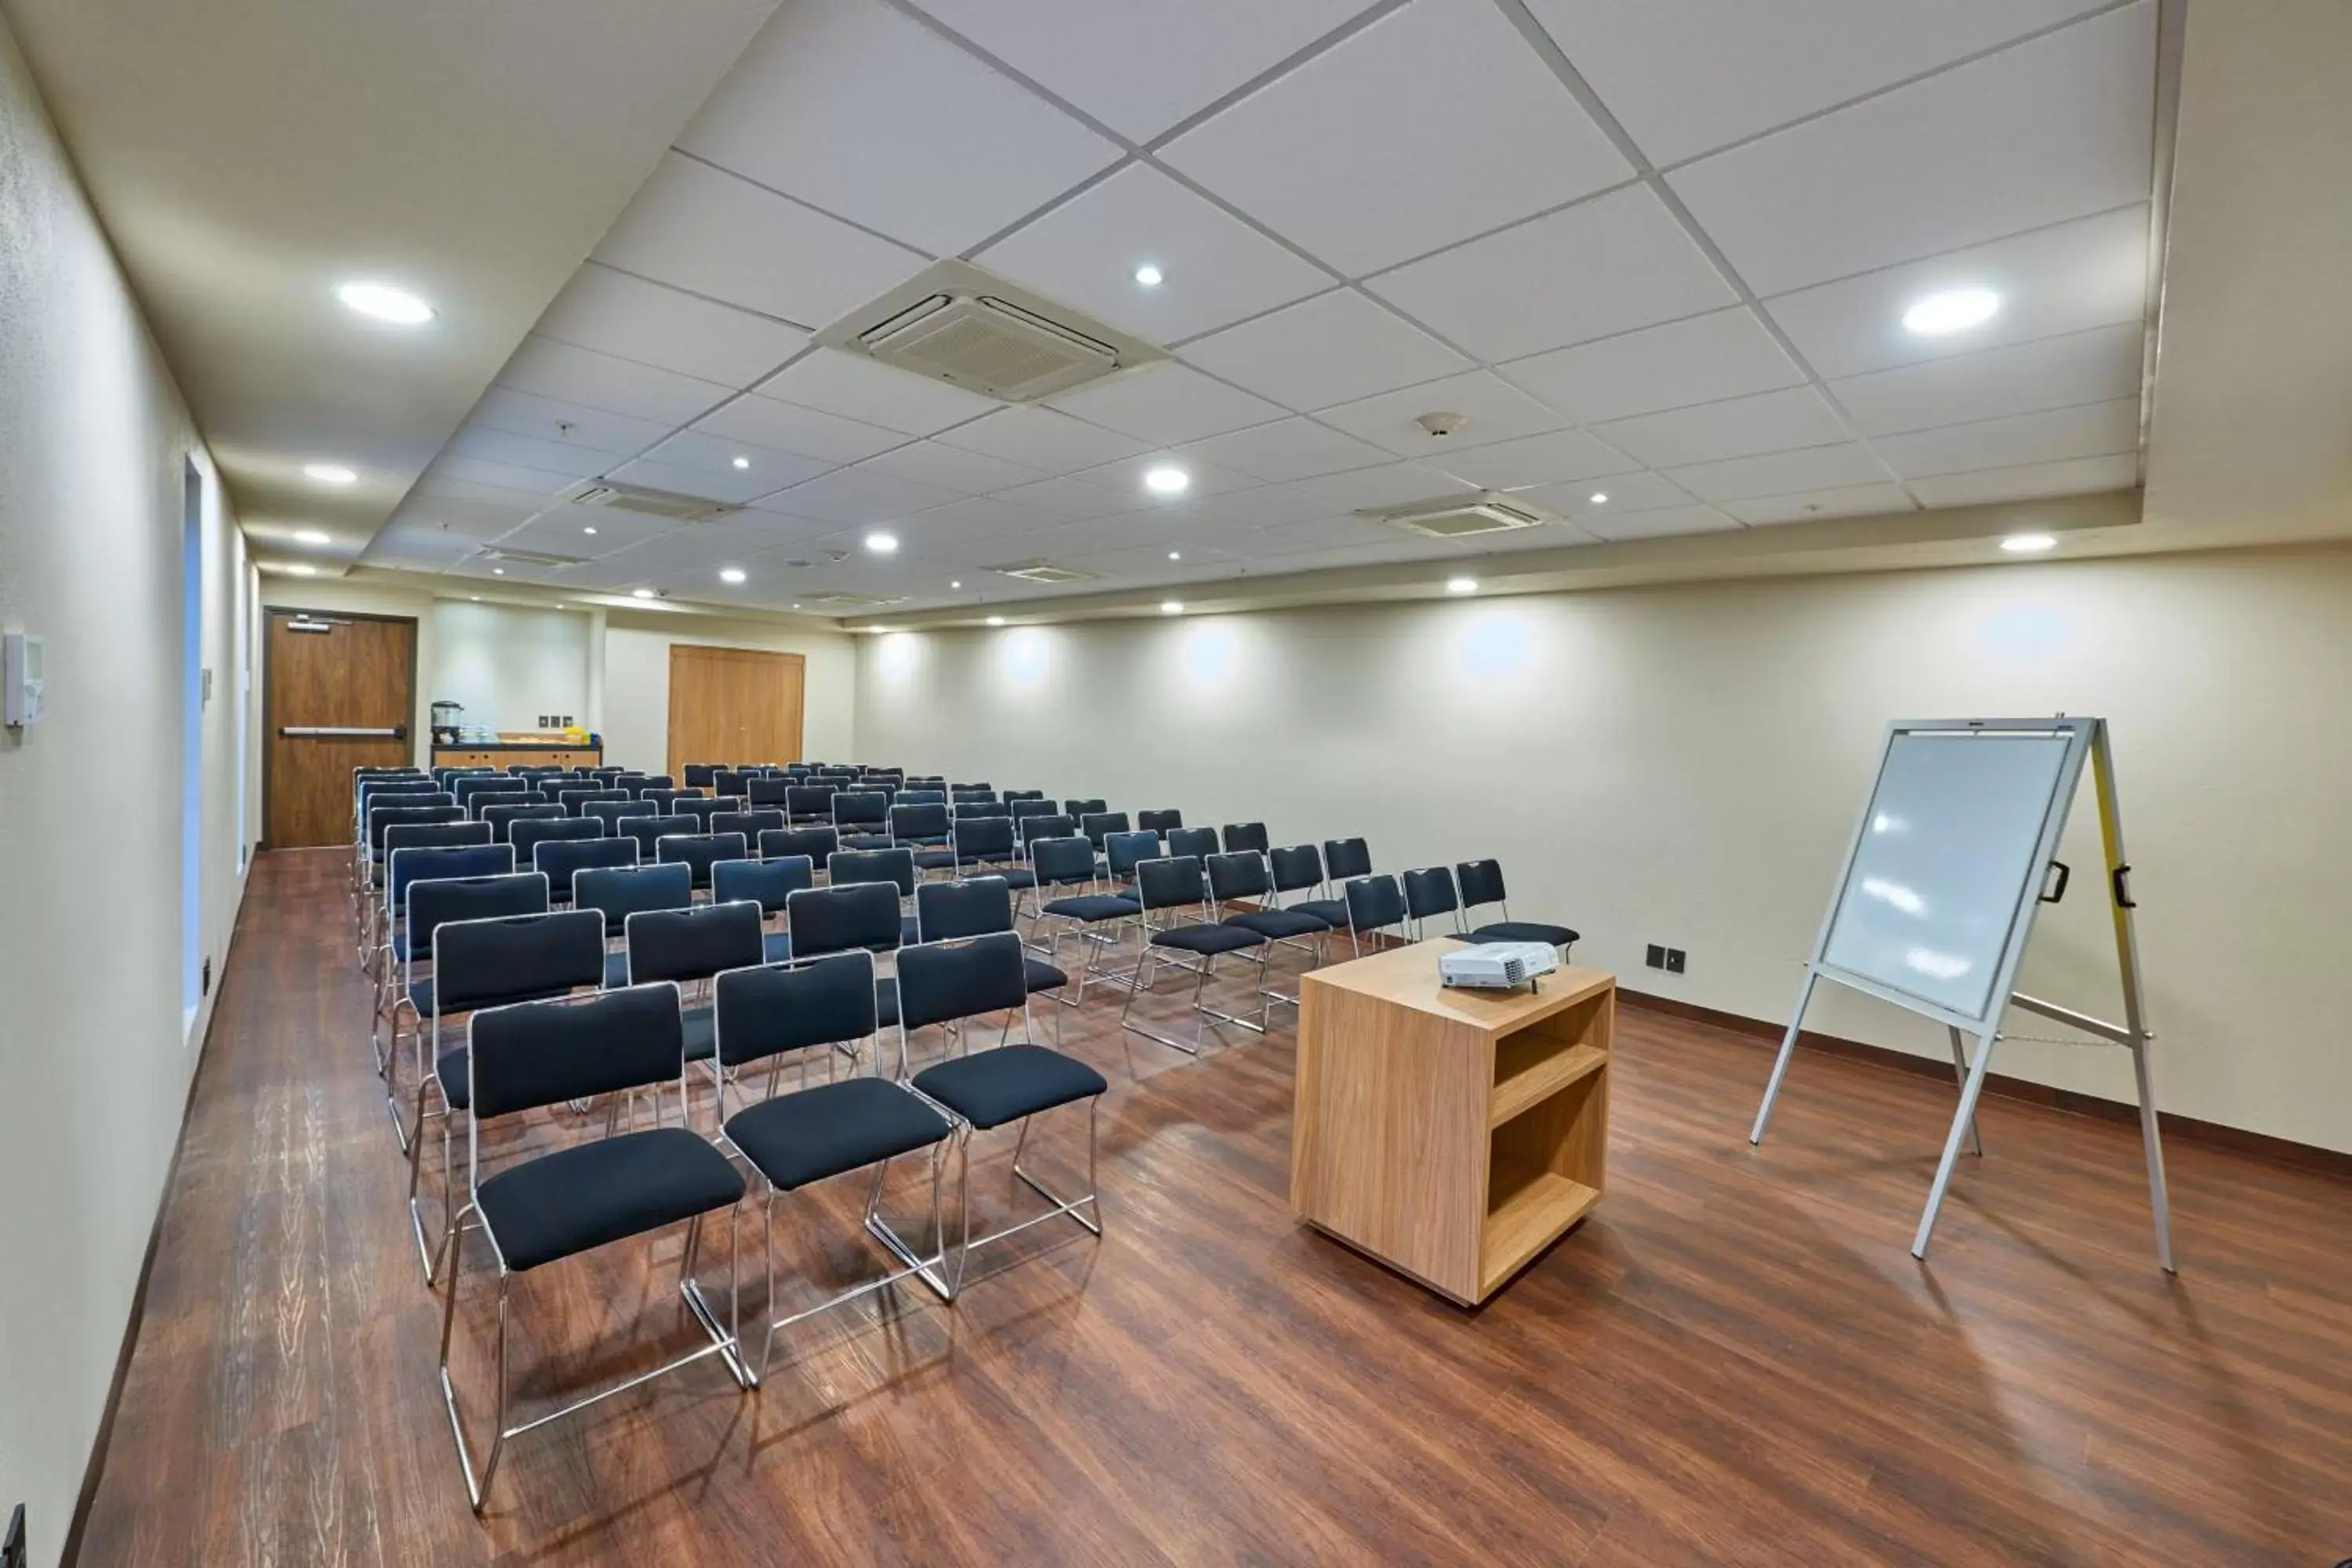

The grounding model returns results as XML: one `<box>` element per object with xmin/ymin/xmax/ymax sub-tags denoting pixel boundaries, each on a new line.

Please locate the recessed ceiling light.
<box><xmin>1160</xmin><ymin>600</ymin><xmax>1184</xmax><ymax>615</ymax></box>
<box><xmin>866</xmin><ymin>531</ymin><xmax>898</xmax><ymax>554</ymax></box>
<box><xmin>631</xmin><ymin>587</ymin><xmax>656</xmax><ymax>599</ymax></box>
<box><xmin>791</xmin><ymin>602</ymin><xmax>802</xmax><ymax>610</ymax></box>
<box><xmin>1143</xmin><ymin>465</ymin><xmax>1189</xmax><ymax>496</ymax></box>
<box><xmin>582</xmin><ymin>525</ymin><xmax>597</xmax><ymax>535</ymax></box>
<box><xmin>1446</xmin><ymin>576</ymin><xmax>1479</xmax><ymax>594</ymax></box>
<box><xmin>866</xmin><ymin>624</ymin><xmax>888</xmax><ymax>633</ymax></box>
<box><xmin>950</xmin><ymin>579</ymin><xmax>962</xmax><ymax>589</ymax></box>
<box><xmin>470</xmin><ymin>595</ymin><xmax>481</xmax><ymax>602</ymax></box>
<box><xmin>284</xmin><ymin>563</ymin><xmax>318</xmax><ymax>576</ymax></box>
<box><xmin>986</xmin><ymin>615</ymin><xmax>1005</xmax><ymax>626</ymax></box>
<box><xmin>336</xmin><ymin>281</ymin><xmax>434</xmax><ymax>325</ymax></box>
<box><xmin>720</xmin><ymin>566</ymin><xmax>747</xmax><ymax>585</ymax></box>
<box><xmin>1167</xmin><ymin>550</ymin><xmax>1181</xmax><ymax>561</ymax></box>
<box><xmin>731</xmin><ymin>456</ymin><xmax>751</xmax><ymax>470</ymax></box>
<box><xmin>293</xmin><ymin>528</ymin><xmax>330</xmax><ymax>546</ymax></box>
<box><xmin>491</xmin><ymin>567</ymin><xmax>505</xmax><ymax>575</ymax></box>
<box><xmin>1134</xmin><ymin>264</ymin><xmax>1163</xmax><ymax>288</ymax></box>
<box><xmin>2000</xmin><ymin>532</ymin><xmax>2057</xmax><ymax>554</ymax></box>
<box><xmin>1588</xmin><ymin>492</ymin><xmax>1609</xmax><ymax>506</ymax></box>
<box><xmin>1903</xmin><ymin>287</ymin><xmax>2001</xmax><ymax>336</ymax></box>
<box><xmin>303</xmin><ymin>463</ymin><xmax>358</xmax><ymax>485</ymax></box>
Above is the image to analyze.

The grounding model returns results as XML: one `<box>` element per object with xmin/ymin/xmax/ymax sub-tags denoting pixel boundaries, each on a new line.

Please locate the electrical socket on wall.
<box><xmin>1645</xmin><ymin>943</ymin><xmax>1666</xmax><ymax>969</ymax></box>
<box><xmin>1645</xmin><ymin>944</ymin><xmax>1688</xmax><ymax>975</ymax></box>
<box><xmin>1664</xmin><ymin>947</ymin><xmax>1686</xmax><ymax>975</ymax></box>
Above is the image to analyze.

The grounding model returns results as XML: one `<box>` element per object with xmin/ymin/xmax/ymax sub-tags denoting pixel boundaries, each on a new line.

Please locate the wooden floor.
<box><xmin>77</xmin><ymin>850</ymin><xmax>2352</xmax><ymax>1566</ymax></box>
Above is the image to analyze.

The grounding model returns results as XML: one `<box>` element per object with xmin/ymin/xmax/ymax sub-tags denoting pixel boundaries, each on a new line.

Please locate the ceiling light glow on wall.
<box><xmin>1446</xmin><ymin>577</ymin><xmax>1479</xmax><ymax>594</ymax></box>
<box><xmin>1588</xmin><ymin>492</ymin><xmax>1608</xmax><ymax>506</ymax></box>
<box><xmin>986</xmin><ymin>615</ymin><xmax>1005</xmax><ymax>626</ymax></box>
<box><xmin>492</xmin><ymin>568</ymin><xmax>505</xmax><ymax>575</ymax></box>
<box><xmin>284</xmin><ymin>563</ymin><xmax>318</xmax><ymax>576</ymax></box>
<box><xmin>304</xmin><ymin>463</ymin><xmax>358</xmax><ymax>485</ymax></box>
<box><xmin>2000</xmin><ymin>532</ymin><xmax>2057</xmax><ymax>554</ymax></box>
<box><xmin>293</xmin><ymin>528</ymin><xmax>330</xmax><ymax>545</ymax></box>
<box><xmin>1134</xmin><ymin>264</ymin><xmax>1163</xmax><ymax>288</ymax></box>
<box><xmin>631</xmin><ymin>587</ymin><xmax>656</xmax><ymax>599</ymax></box>
<box><xmin>720</xmin><ymin>567</ymin><xmax>747</xmax><ymax>585</ymax></box>
<box><xmin>731</xmin><ymin>456</ymin><xmax>751</xmax><ymax>470</ymax></box>
<box><xmin>1143</xmin><ymin>466</ymin><xmax>1189</xmax><ymax>496</ymax></box>
<box><xmin>1160</xmin><ymin>600</ymin><xmax>1184</xmax><ymax>615</ymax></box>
<box><xmin>866</xmin><ymin>531</ymin><xmax>898</xmax><ymax>554</ymax></box>
<box><xmin>582</xmin><ymin>525</ymin><xmax>597</xmax><ymax>535</ymax></box>
<box><xmin>950</xmin><ymin>579</ymin><xmax>962</xmax><ymax>589</ymax></box>
<box><xmin>336</xmin><ymin>281</ymin><xmax>435</xmax><ymax>325</ymax></box>
<box><xmin>1902</xmin><ymin>287</ymin><xmax>2001</xmax><ymax>336</ymax></box>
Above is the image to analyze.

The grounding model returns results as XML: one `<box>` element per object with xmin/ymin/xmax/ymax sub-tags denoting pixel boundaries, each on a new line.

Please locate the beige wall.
<box><xmin>427</xmin><ymin>598</ymin><xmax>593</xmax><ymax>732</ymax></box>
<box><xmin>857</xmin><ymin>545</ymin><xmax>2352</xmax><ymax>1156</ymax></box>
<box><xmin>0</xmin><ymin>19</ymin><xmax>257</xmax><ymax>1566</ymax></box>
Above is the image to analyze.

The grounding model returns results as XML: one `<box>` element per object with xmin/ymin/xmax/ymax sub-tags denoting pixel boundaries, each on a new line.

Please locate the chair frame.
<box><xmin>1120</xmin><ymin>856</ymin><xmax>1269</xmax><ymax>1056</ymax></box>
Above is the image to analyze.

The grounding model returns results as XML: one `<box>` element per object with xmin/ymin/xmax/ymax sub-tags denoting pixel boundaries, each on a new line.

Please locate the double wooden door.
<box><xmin>265</xmin><ymin>608</ymin><xmax>416</xmax><ymax>848</ymax></box>
<box><xmin>666</xmin><ymin>644</ymin><xmax>804</xmax><ymax>780</ymax></box>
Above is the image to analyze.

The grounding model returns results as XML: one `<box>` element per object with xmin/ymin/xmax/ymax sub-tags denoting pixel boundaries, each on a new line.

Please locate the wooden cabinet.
<box><xmin>1290</xmin><ymin>941</ymin><xmax>1613</xmax><ymax>1305</ymax></box>
<box><xmin>430</xmin><ymin>746</ymin><xmax>601</xmax><ymax>771</ymax></box>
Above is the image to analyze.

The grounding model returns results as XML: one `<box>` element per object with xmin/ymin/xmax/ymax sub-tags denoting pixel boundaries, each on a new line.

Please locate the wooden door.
<box><xmin>667</xmin><ymin>644</ymin><xmax>804</xmax><ymax>779</ymax></box>
<box><xmin>264</xmin><ymin>609</ymin><xmax>416</xmax><ymax>848</ymax></box>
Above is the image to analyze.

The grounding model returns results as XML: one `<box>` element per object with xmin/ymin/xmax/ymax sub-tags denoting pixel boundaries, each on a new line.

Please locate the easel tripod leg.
<box><xmin>1749</xmin><ymin>971</ymin><xmax>1817</xmax><ymax>1145</ymax></box>
<box><xmin>2129</xmin><ymin>1039</ymin><xmax>2177</xmax><ymax>1273</ymax></box>
<box><xmin>1947</xmin><ymin>1025</ymin><xmax>1984</xmax><ymax>1156</ymax></box>
<box><xmin>1913</xmin><ymin>1031</ymin><xmax>1995</xmax><ymax>1260</ymax></box>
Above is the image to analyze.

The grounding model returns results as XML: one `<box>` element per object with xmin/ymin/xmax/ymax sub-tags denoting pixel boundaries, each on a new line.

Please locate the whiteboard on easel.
<box><xmin>1817</xmin><ymin>730</ymin><xmax>2076</xmax><ymax>1025</ymax></box>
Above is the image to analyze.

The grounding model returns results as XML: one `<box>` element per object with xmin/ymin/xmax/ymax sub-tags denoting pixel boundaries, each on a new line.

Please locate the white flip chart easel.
<box><xmin>1748</xmin><ymin>717</ymin><xmax>2175</xmax><ymax>1270</ymax></box>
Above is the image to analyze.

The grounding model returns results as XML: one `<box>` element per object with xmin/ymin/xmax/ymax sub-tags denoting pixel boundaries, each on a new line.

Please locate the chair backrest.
<box><xmin>891</xmin><ymin>802</ymin><xmax>951</xmax><ymax>844</ymax></box>
<box><xmin>535</xmin><ymin>778</ymin><xmax>581</xmax><ymax>802</ymax></box>
<box><xmin>1063</xmin><ymin>797</ymin><xmax>1106</xmax><ymax>819</ymax></box>
<box><xmin>896</xmin><ymin>931</ymin><xmax>1026</xmax><ymax>1033</ymax></box>
<box><xmin>759</xmin><ymin>826</ymin><xmax>837</xmax><ymax>869</ymax></box>
<box><xmin>1008</xmin><ymin>798</ymin><xmax>1057</xmax><ymax>828</ymax></box>
<box><xmin>1402</xmin><ymin>866</ymin><xmax>1461</xmax><ymax>924</ymax></box>
<box><xmin>573</xmin><ymin>862</ymin><xmax>694</xmax><ymax>936</ymax></box>
<box><xmin>709</xmin><ymin>769</ymin><xmax>752</xmax><ymax>799</ymax></box>
<box><xmin>1002</xmin><ymin>789</ymin><xmax>1046</xmax><ymax>803</ymax></box>
<box><xmin>389</xmin><ymin>844</ymin><xmax>517</xmax><ymax>916</ymax></box>
<box><xmin>514</xmin><ymin>818</ymin><xmax>608</xmax><ymax>864</ymax></box>
<box><xmin>955</xmin><ymin>799</ymin><xmax>1011</xmax><ymax>822</ymax></box>
<box><xmin>656</xmin><ymin>831</ymin><xmax>748</xmax><ymax>891</ymax></box>
<box><xmin>1206</xmin><ymin>851</ymin><xmax>1271</xmax><ymax>904</ymax></box>
<box><xmin>1456</xmin><ymin>858</ymin><xmax>1508</xmax><ymax>909</ymax></box>
<box><xmin>408</xmin><ymin>873</ymin><xmax>551</xmax><ymax>971</ymax></box>
<box><xmin>950</xmin><ymin>790</ymin><xmax>998</xmax><ymax>808</ymax></box>
<box><xmin>1030</xmin><ymin>836</ymin><xmax>1096</xmax><ymax>887</ymax></box>
<box><xmin>1221</xmin><ymin>822</ymin><xmax>1270</xmax><ymax>857</ymax></box>
<box><xmin>1105</xmin><ymin>829</ymin><xmax>1162</xmax><ymax>879</ymax></box>
<box><xmin>1020</xmin><ymin>811</ymin><xmax>1076</xmax><ymax>850</ymax></box>
<box><xmin>674</xmin><ymin>796</ymin><xmax>735</xmax><ymax>827</ymax></box>
<box><xmin>711</xmin><ymin>855</ymin><xmax>812</xmax><ymax>914</ymax></box>
<box><xmin>915</xmin><ymin>877</ymin><xmax>1014</xmax><ymax>942</ymax></box>
<box><xmin>953</xmin><ymin>814</ymin><xmax>1016</xmax><ymax>865</ymax></box>
<box><xmin>465</xmin><ymin>789</ymin><xmax>532</xmax><ymax>822</ymax></box>
<box><xmin>561</xmin><ymin>786</ymin><xmax>630</xmax><ymax>815</ymax></box>
<box><xmin>482</xmin><ymin>802</ymin><xmax>565</xmax><ymax>840</ymax></box>
<box><xmin>1134</xmin><ymin>856</ymin><xmax>1207</xmax><ymax>914</ymax></box>
<box><xmin>468</xmin><ymin>982</ymin><xmax>684</xmax><ymax>1121</ymax></box>
<box><xmin>896</xmin><ymin>788</ymin><xmax>947</xmax><ymax>807</ymax></box>
<box><xmin>625</xmin><ymin>900</ymin><xmax>764</xmax><ymax>985</ymax></box>
<box><xmin>784</xmin><ymin>881</ymin><xmax>902</xmax><ymax>957</ymax></box>
<box><xmin>431</xmin><ymin>907</ymin><xmax>604</xmax><ymax>1020</ymax></box>
<box><xmin>368</xmin><ymin>802</ymin><xmax>464</xmax><ymax>851</ymax></box>
<box><xmin>831</xmin><ymin>789</ymin><xmax>887</xmax><ymax>830</ymax></box>
<box><xmin>532</xmin><ymin>834</ymin><xmax>637</xmax><ymax>895</ymax></box>
<box><xmin>711</xmin><ymin>808</ymin><xmax>784</xmax><ymax>840</ymax></box>
<box><xmin>1167</xmin><ymin>826</ymin><xmax>1219</xmax><ymax>863</ymax></box>
<box><xmin>713</xmin><ymin>952</ymin><xmax>877</xmax><ymax>1070</ymax></box>
<box><xmin>360</xmin><ymin>781</ymin><xmax>444</xmax><ymax>817</ymax></box>
<box><xmin>950</xmin><ymin>781</ymin><xmax>992</xmax><ymax>793</ymax></box>
<box><xmin>829</xmin><ymin>846</ymin><xmax>916</xmax><ymax>898</ymax></box>
<box><xmin>383</xmin><ymin>821</ymin><xmax>494</xmax><ymax>862</ymax></box>
<box><xmin>452</xmin><ymin>775</ymin><xmax>518</xmax><ymax>808</ymax></box>
<box><xmin>641</xmin><ymin>788</ymin><xmax>700</xmax><ymax>812</ymax></box>
<box><xmin>583</xmin><ymin>800</ymin><xmax>646</xmax><ymax>831</ymax></box>
<box><xmin>1344</xmin><ymin>874</ymin><xmax>1405</xmax><ymax>935</ymax></box>
<box><xmin>588</xmin><ymin>768</ymin><xmax>626</xmax><ymax>784</ymax></box>
<box><xmin>619</xmin><ymin>813</ymin><xmax>699</xmax><ymax>858</ymax></box>
<box><xmin>1269</xmin><ymin>844</ymin><xmax>1324</xmax><ymax>896</ymax></box>
<box><xmin>629</xmin><ymin>775</ymin><xmax>676</xmax><ymax>797</ymax></box>
<box><xmin>1324</xmin><ymin>837</ymin><xmax>1374</xmax><ymax>882</ymax></box>
<box><xmin>786</xmin><ymin>784</ymin><xmax>837</xmax><ymax>819</ymax></box>
<box><xmin>683</xmin><ymin>764</ymin><xmax>720</xmax><ymax>788</ymax></box>
<box><xmin>746</xmin><ymin>776</ymin><xmax>793</xmax><ymax>808</ymax></box>
<box><xmin>1080</xmin><ymin>811</ymin><xmax>1131</xmax><ymax>850</ymax></box>
<box><xmin>1137</xmin><ymin>808</ymin><xmax>1183</xmax><ymax>834</ymax></box>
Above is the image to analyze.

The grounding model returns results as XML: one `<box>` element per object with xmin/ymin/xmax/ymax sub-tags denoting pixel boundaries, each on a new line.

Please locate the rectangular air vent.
<box><xmin>565</xmin><ymin>480</ymin><xmax>735</xmax><ymax>523</ymax></box>
<box><xmin>801</xmin><ymin>592</ymin><xmax>906</xmax><ymax>609</ymax></box>
<box><xmin>1366</xmin><ymin>492</ymin><xmax>1554</xmax><ymax>539</ymax></box>
<box><xmin>991</xmin><ymin>561</ymin><xmax>1098</xmax><ymax>585</ymax></box>
<box><xmin>478</xmin><ymin>547</ymin><xmax>590</xmax><ymax>568</ymax></box>
<box><xmin>817</xmin><ymin>259</ymin><xmax>1167</xmax><ymax>402</ymax></box>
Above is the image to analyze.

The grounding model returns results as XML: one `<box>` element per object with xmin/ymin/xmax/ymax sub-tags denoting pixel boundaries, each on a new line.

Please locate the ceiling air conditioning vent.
<box><xmin>478</xmin><ymin>546</ymin><xmax>589</xmax><ymax>568</ymax></box>
<box><xmin>991</xmin><ymin>561</ymin><xmax>1098</xmax><ymax>585</ymax></box>
<box><xmin>565</xmin><ymin>480</ymin><xmax>735</xmax><ymax>524</ymax></box>
<box><xmin>817</xmin><ymin>259</ymin><xmax>1167</xmax><ymax>402</ymax></box>
<box><xmin>1366</xmin><ymin>492</ymin><xmax>1555</xmax><ymax>539</ymax></box>
<box><xmin>802</xmin><ymin>592</ymin><xmax>906</xmax><ymax>610</ymax></box>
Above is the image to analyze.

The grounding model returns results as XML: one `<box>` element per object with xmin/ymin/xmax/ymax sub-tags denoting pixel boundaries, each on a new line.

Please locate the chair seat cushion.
<box><xmin>1151</xmin><ymin>923</ymin><xmax>1265</xmax><ymax>956</ymax></box>
<box><xmin>842</xmin><ymin>833</ymin><xmax>894</xmax><ymax>851</ymax></box>
<box><xmin>1024</xmin><ymin>956</ymin><xmax>1069</xmax><ymax>994</ymax></box>
<box><xmin>408</xmin><ymin>976</ymin><xmax>436</xmax><ymax>1016</ymax></box>
<box><xmin>478</xmin><ymin>1127</ymin><xmax>746</xmax><ymax>1273</ymax></box>
<box><xmin>604</xmin><ymin>949</ymin><xmax>630</xmax><ymax>989</ymax></box>
<box><xmin>436</xmin><ymin>1048</ymin><xmax>470</xmax><ymax>1111</ymax></box>
<box><xmin>683</xmin><ymin>1004</ymin><xmax>715</xmax><ymax>1062</ymax></box>
<box><xmin>913</xmin><ymin>1044</ymin><xmax>1107</xmax><ymax>1131</ymax></box>
<box><xmin>763</xmin><ymin>930</ymin><xmax>793</xmax><ymax>964</ymax></box>
<box><xmin>900</xmin><ymin>914</ymin><xmax>922</xmax><ymax>947</ymax></box>
<box><xmin>1044</xmin><ymin>894</ymin><xmax>1139</xmax><ymax>924</ymax></box>
<box><xmin>392</xmin><ymin>930</ymin><xmax>412</xmax><ymax>962</ymax></box>
<box><xmin>726</xmin><ymin>1078</ymin><xmax>949</xmax><ymax>1192</ymax></box>
<box><xmin>1468</xmin><ymin>920</ymin><xmax>1581</xmax><ymax>949</ymax></box>
<box><xmin>1291</xmin><ymin>898</ymin><xmax>1348</xmax><ymax>927</ymax></box>
<box><xmin>877</xmin><ymin>975</ymin><xmax>898</xmax><ymax>1029</ymax></box>
<box><xmin>1226</xmin><ymin>908</ymin><xmax>1329</xmax><ymax>940</ymax></box>
<box><xmin>912</xmin><ymin>849</ymin><xmax>958</xmax><ymax>871</ymax></box>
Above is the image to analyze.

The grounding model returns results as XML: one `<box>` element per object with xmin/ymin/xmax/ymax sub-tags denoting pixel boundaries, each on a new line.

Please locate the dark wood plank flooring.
<box><xmin>75</xmin><ymin>850</ymin><xmax>2352</xmax><ymax>1565</ymax></box>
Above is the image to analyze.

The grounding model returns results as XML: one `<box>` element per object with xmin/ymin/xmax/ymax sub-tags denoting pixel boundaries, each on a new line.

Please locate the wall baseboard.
<box><xmin>1616</xmin><ymin>987</ymin><xmax>2352</xmax><ymax>1181</ymax></box>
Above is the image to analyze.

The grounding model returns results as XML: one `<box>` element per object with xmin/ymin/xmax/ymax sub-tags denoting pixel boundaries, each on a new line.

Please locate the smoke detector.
<box><xmin>816</xmin><ymin>259</ymin><xmax>1167</xmax><ymax>402</ymax></box>
<box><xmin>1415</xmin><ymin>412</ymin><xmax>1467</xmax><ymax>439</ymax></box>
<box><xmin>1366</xmin><ymin>491</ymin><xmax>1555</xmax><ymax>539</ymax></box>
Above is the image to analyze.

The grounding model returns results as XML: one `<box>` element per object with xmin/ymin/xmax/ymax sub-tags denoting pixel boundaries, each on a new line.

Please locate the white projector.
<box><xmin>1439</xmin><ymin>941</ymin><xmax>1561</xmax><ymax>990</ymax></box>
